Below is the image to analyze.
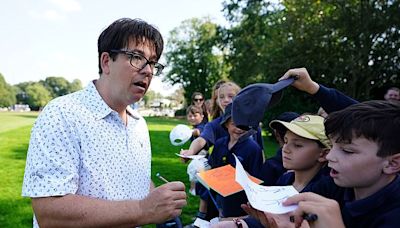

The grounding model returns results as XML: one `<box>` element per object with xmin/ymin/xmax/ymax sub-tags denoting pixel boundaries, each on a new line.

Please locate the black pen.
<box><xmin>302</xmin><ymin>213</ymin><xmax>318</xmax><ymax>222</ymax></box>
<box><xmin>290</xmin><ymin>213</ymin><xmax>318</xmax><ymax>223</ymax></box>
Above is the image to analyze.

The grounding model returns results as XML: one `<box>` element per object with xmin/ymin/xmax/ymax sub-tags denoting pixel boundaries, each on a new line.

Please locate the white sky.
<box><xmin>0</xmin><ymin>0</ymin><xmax>227</xmax><ymax>95</ymax></box>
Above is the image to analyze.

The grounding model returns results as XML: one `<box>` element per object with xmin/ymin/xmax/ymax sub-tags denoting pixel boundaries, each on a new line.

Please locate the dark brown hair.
<box><xmin>325</xmin><ymin>100</ymin><xmax>400</xmax><ymax>157</ymax></box>
<box><xmin>186</xmin><ymin>105</ymin><xmax>203</xmax><ymax>116</ymax></box>
<box><xmin>98</xmin><ymin>18</ymin><xmax>164</xmax><ymax>74</ymax></box>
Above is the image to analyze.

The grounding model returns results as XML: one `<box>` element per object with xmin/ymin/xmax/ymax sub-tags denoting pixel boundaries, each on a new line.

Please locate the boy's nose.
<box><xmin>282</xmin><ymin>144</ymin><xmax>290</xmax><ymax>154</ymax></box>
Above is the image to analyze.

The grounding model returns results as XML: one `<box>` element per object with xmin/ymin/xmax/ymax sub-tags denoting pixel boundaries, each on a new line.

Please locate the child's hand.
<box><xmin>192</xmin><ymin>129</ymin><xmax>200</xmax><ymax>138</ymax></box>
<box><xmin>179</xmin><ymin>149</ymin><xmax>193</xmax><ymax>163</ymax></box>
<box><xmin>283</xmin><ymin>192</ymin><xmax>345</xmax><ymax>228</ymax></box>
<box><xmin>279</xmin><ymin>68</ymin><xmax>320</xmax><ymax>95</ymax></box>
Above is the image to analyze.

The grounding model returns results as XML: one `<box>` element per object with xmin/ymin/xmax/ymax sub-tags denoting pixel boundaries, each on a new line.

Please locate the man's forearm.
<box><xmin>33</xmin><ymin>194</ymin><xmax>148</xmax><ymax>228</ymax></box>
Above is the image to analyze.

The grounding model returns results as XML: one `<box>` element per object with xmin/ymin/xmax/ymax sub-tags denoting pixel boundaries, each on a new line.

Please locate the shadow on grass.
<box><xmin>10</xmin><ymin>142</ymin><xmax>29</xmax><ymax>160</ymax></box>
<box><xmin>145</xmin><ymin>116</ymin><xmax>185</xmax><ymax>126</ymax></box>
<box><xmin>0</xmin><ymin>197</ymin><xmax>33</xmax><ymax>227</ymax></box>
<box><xmin>14</xmin><ymin>114</ymin><xmax>38</xmax><ymax>119</ymax></box>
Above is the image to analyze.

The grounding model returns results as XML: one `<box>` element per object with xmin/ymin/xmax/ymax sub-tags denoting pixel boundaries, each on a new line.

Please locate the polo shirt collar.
<box><xmin>344</xmin><ymin>175</ymin><xmax>400</xmax><ymax>217</ymax></box>
<box><xmin>84</xmin><ymin>81</ymin><xmax>141</xmax><ymax>121</ymax></box>
<box><xmin>83</xmin><ymin>81</ymin><xmax>112</xmax><ymax>120</ymax></box>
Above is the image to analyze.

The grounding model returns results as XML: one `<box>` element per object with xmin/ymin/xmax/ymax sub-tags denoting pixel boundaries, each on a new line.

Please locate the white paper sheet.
<box><xmin>175</xmin><ymin>153</ymin><xmax>206</xmax><ymax>160</ymax></box>
<box><xmin>234</xmin><ymin>155</ymin><xmax>299</xmax><ymax>214</ymax></box>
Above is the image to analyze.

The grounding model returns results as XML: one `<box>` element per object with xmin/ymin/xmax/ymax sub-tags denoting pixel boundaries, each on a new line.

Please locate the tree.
<box><xmin>0</xmin><ymin>73</ymin><xmax>16</xmax><ymax>107</ymax></box>
<box><xmin>164</xmin><ymin>17</ymin><xmax>228</xmax><ymax>103</ymax></box>
<box><xmin>69</xmin><ymin>79</ymin><xmax>83</xmax><ymax>93</ymax></box>
<box><xmin>15</xmin><ymin>81</ymin><xmax>35</xmax><ymax>104</ymax></box>
<box><xmin>25</xmin><ymin>83</ymin><xmax>52</xmax><ymax>110</ymax></box>
<box><xmin>218</xmin><ymin>0</ymin><xmax>399</xmax><ymax>128</ymax></box>
<box><xmin>40</xmin><ymin>77</ymin><xmax>73</xmax><ymax>98</ymax></box>
<box><xmin>222</xmin><ymin>0</ymin><xmax>400</xmax><ymax>100</ymax></box>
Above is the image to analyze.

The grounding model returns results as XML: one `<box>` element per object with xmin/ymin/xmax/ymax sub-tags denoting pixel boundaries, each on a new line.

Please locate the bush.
<box><xmin>174</xmin><ymin>108</ymin><xmax>186</xmax><ymax>117</ymax></box>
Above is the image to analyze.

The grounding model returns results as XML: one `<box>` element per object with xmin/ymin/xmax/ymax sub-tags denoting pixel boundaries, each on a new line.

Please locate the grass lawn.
<box><xmin>0</xmin><ymin>113</ymin><xmax>277</xmax><ymax>227</ymax></box>
<box><xmin>0</xmin><ymin>112</ymin><xmax>38</xmax><ymax>227</ymax></box>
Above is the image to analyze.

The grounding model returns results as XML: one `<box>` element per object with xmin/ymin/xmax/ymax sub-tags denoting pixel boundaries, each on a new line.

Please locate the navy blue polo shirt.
<box><xmin>310</xmin><ymin>175</ymin><xmax>400</xmax><ymax>227</ymax></box>
<box><xmin>258</xmin><ymin>148</ymin><xmax>286</xmax><ymax>185</ymax></box>
<box><xmin>208</xmin><ymin>135</ymin><xmax>263</xmax><ymax>177</ymax></box>
<box><xmin>190</xmin><ymin>122</ymin><xmax>206</xmax><ymax>142</ymax></box>
<box><xmin>313</xmin><ymin>84</ymin><xmax>358</xmax><ymax>113</ymax></box>
<box><xmin>208</xmin><ymin>135</ymin><xmax>263</xmax><ymax>218</ymax></box>
<box><xmin>275</xmin><ymin>166</ymin><xmax>330</xmax><ymax>192</ymax></box>
<box><xmin>200</xmin><ymin>116</ymin><xmax>227</xmax><ymax>149</ymax></box>
<box><xmin>339</xmin><ymin>175</ymin><xmax>400</xmax><ymax>227</ymax></box>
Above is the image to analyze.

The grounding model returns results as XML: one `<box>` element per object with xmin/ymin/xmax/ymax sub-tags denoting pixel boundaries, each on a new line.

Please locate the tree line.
<box><xmin>0</xmin><ymin>74</ymin><xmax>82</xmax><ymax>111</ymax></box>
<box><xmin>164</xmin><ymin>0</ymin><xmax>399</xmax><ymax>122</ymax></box>
<box><xmin>1</xmin><ymin>0</ymin><xmax>399</xmax><ymax>116</ymax></box>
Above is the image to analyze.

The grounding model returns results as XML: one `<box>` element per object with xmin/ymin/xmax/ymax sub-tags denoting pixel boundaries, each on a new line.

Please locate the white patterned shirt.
<box><xmin>22</xmin><ymin>81</ymin><xmax>152</xmax><ymax>227</ymax></box>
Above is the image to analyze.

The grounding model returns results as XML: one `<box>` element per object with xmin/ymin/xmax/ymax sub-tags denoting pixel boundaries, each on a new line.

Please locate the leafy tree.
<box><xmin>69</xmin><ymin>79</ymin><xmax>83</xmax><ymax>93</ymax></box>
<box><xmin>222</xmin><ymin>0</ymin><xmax>400</xmax><ymax>100</ymax></box>
<box><xmin>40</xmin><ymin>77</ymin><xmax>71</xmax><ymax>98</ymax></box>
<box><xmin>0</xmin><ymin>73</ymin><xmax>17</xmax><ymax>107</ymax></box>
<box><xmin>164</xmin><ymin>17</ymin><xmax>228</xmax><ymax>103</ymax></box>
<box><xmin>25</xmin><ymin>83</ymin><xmax>52</xmax><ymax>110</ymax></box>
<box><xmin>15</xmin><ymin>81</ymin><xmax>35</xmax><ymax>104</ymax></box>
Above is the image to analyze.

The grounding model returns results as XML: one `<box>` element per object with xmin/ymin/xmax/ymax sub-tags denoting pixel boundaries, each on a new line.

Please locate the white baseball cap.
<box><xmin>169</xmin><ymin>124</ymin><xmax>193</xmax><ymax>146</ymax></box>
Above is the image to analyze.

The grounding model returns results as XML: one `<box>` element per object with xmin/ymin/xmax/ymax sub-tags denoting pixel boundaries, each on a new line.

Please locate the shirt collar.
<box><xmin>344</xmin><ymin>174</ymin><xmax>400</xmax><ymax>217</ymax></box>
<box><xmin>84</xmin><ymin>81</ymin><xmax>141</xmax><ymax>121</ymax></box>
<box><xmin>83</xmin><ymin>81</ymin><xmax>113</xmax><ymax>120</ymax></box>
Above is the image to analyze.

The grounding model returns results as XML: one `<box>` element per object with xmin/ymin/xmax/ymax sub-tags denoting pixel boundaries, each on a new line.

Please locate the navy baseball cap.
<box><xmin>232</xmin><ymin>78</ymin><xmax>295</xmax><ymax>130</ymax></box>
<box><xmin>220</xmin><ymin>103</ymin><xmax>233</xmax><ymax>127</ymax></box>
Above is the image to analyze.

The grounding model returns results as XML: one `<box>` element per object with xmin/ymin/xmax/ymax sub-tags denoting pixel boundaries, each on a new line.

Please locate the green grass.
<box><xmin>0</xmin><ymin>113</ymin><xmax>37</xmax><ymax>227</ymax></box>
<box><xmin>0</xmin><ymin>113</ymin><xmax>277</xmax><ymax>227</ymax></box>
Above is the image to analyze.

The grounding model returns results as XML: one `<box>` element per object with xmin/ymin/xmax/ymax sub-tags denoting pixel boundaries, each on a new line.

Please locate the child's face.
<box><xmin>282</xmin><ymin>131</ymin><xmax>325</xmax><ymax>170</ymax></box>
<box><xmin>327</xmin><ymin>136</ymin><xmax>386</xmax><ymax>189</ymax></box>
<box><xmin>218</xmin><ymin>86</ymin><xmax>236</xmax><ymax>111</ymax></box>
<box><xmin>226</xmin><ymin>119</ymin><xmax>246</xmax><ymax>141</ymax></box>
<box><xmin>187</xmin><ymin>112</ymin><xmax>203</xmax><ymax>126</ymax></box>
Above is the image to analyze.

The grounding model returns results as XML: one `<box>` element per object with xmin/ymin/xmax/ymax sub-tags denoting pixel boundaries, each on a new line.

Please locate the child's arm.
<box><xmin>180</xmin><ymin>137</ymin><xmax>207</xmax><ymax>163</ymax></box>
<box><xmin>279</xmin><ymin>67</ymin><xmax>358</xmax><ymax>113</ymax></box>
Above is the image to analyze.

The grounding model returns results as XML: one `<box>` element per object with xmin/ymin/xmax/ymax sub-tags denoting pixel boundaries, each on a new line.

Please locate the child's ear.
<box><xmin>318</xmin><ymin>148</ymin><xmax>330</xmax><ymax>162</ymax></box>
<box><xmin>383</xmin><ymin>153</ymin><xmax>400</xmax><ymax>174</ymax></box>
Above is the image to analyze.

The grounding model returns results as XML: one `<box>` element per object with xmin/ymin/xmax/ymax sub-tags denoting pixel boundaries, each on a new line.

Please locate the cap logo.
<box><xmin>295</xmin><ymin>115</ymin><xmax>310</xmax><ymax>122</ymax></box>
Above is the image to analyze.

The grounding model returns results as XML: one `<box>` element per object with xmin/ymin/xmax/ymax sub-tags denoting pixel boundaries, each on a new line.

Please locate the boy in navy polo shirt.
<box><xmin>243</xmin><ymin>101</ymin><xmax>400</xmax><ymax>228</ymax></box>
<box><xmin>208</xmin><ymin>103</ymin><xmax>264</xmax><ymax>218</ymax></box>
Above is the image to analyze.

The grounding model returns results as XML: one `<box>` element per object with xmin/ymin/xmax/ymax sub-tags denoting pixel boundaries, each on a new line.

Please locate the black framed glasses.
<box><xmin>110</xmin><ymin>49</ymin><xmax>165</xmax><ymax>76</ymax></box>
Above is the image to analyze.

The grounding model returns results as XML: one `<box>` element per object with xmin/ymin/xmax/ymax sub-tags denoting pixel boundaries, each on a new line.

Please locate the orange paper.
<box><xmin>196</xmin><ymin>164</ymin><xmax>263</xmax><ymax>197</ymax></box>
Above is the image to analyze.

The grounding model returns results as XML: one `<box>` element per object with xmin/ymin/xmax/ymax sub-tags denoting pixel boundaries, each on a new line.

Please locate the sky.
<box><xmin>0</xmin><ymin>0</ymin><xmax>227</xmax><ymax>95</ymax></box>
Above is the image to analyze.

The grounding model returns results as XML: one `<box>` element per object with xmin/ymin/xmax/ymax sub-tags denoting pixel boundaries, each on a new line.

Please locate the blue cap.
<box><xmin>232</xmin><ymin>78</ymin><xmax>294</xmax><ymax>130</ymax></box>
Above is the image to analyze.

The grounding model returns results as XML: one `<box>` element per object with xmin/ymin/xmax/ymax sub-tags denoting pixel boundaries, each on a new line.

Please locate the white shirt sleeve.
<box><xmin>22</xmin><ymin>101</ymin><xmax>81</xmax><ymax>197</ymax></box>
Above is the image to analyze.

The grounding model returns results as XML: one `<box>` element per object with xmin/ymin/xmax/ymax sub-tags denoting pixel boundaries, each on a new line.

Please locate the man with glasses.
<box><xmin>22</xmin><ymin>18</ymin><xmax>187</xmax><ymax>227</ymax></box>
